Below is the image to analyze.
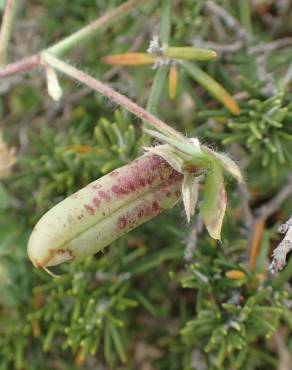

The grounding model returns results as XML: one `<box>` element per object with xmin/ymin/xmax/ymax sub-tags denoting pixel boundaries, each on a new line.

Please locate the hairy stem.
<box><xmin>48</xmin><ymin>0</ymin><xmax>144</xmax><ymax>55</ymax></box>
<box><xmin>42</xmin><ymin>52</ymin><xmax>187</xmax><ymax>143</ymax></box>
<box><xmin>0</xmin><ymin>54</ymin><xmax>40</xmax><ymax>77</ymax></box>
<box><xmin>0</xmin><ymin>0</ymin><xmax>144</xmax><ymax>77</ymax></box>
<box><xmin>0</xmin><ymin>0</ymin><xmax>18</xmax><ymax>66</ymax></box>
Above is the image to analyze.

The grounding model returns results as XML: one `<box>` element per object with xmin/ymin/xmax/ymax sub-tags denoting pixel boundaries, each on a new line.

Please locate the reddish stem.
<box><xmin>0</xmin><ymin>54</ymin><xmax>40</xmax><ymax>78</ymax></box>
<box><xmin>42</xmin><ymin>53</ymin><xmax>186</xmax><ymax>143</ymax></box>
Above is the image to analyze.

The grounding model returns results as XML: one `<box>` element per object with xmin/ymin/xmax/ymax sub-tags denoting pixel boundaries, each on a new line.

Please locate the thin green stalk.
<box><xmin>0</xmin><ymin>0</ymin><xmax>145</xmax><ymax>77</ymax></box>
<box><xmin>143</xmin><ymin>0</ymin><xmax>172</xmax><ymax>144</ymax></box>
<box><xmin>182</xmin><ymin>61</ymin><xmax>240</xmax><ymax>115</ymax></box>
<box><xmin>239</xmin><ymin>0</ymin><xmax>252</xmax><ymax>34</ymax></box>
<box><xmin>160</xmin><ymin>0</ymin><xmax>172</xmax><ymax>46</ymax></box>
<box><xmin>143</xmin><ymin>67</ymin><xmax>168</xmax><ymax>145</ymax></box>
<box><xmin>42</xmin><ymin>53</ymin><xmax>188</xmax><ymax>145</ymax></box>
<box><xmin>47</xmin><ymin>0</ymin><xmax>144</xmax><ymax>55</ymax></box>
<box><xmin>146</xmin><ymin>67</ymin><xmax>168</xmax><ymax>117</ymax></box>
<box><xmin>0</xmin><ymin>0</ymin><xmax>18</xmax><ymax>66</ymax></box>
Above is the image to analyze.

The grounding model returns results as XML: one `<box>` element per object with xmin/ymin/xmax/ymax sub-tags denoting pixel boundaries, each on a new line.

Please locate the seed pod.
<box><xmin>28</xmin><ymin>154</ymin><xmax>183</xmax><ymax>268</ymax></box>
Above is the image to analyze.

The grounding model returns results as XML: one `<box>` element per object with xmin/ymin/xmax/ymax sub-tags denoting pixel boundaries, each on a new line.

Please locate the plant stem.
<box><xmin>146</xmin><ymin>67</ymin><xmax>168</xmax><ymax>117</ymax></box>
<box><xmin>0</xmin><ymin>54</ymin><xmax>40</xmax><ymax>77</ymax></box>
<box><xmin>255</xmin><ymin>178</ymin><xmax>292</xmax><ymax>219</ymax></box>
<box><xmin>143</xmin><ymin>67</ymin><xmax>167</xmax><ymax>145</ymax></box>
<box><xmin>42</xmin><ymin>53</ymin><xmax>187</xmax><ymax>143</ymax></box>
<box><xmin>143</xmin><ymin>0</ymin><xmax>172</xmax><ymax>144</ymax></box>
<box><xmin>205</xmin><ymin>1</ymin><xmax>252</xmax><ymax>41</ymax></box>
<box><xmin>159</xmin><ymin>0</ymin><xmax>172</xmax><ymax>46</ymax></box>
<box><xmin>239</xmin><ymin>0</ymin><xmax>252</xmax><ymax>34</ymax></box>
<box><xmin>48</xmin><ymin>0</ymin><xmax>144</xmax><ymax>56</ymax></box>
<box><xmin>0</xmin><ymin>0</ymin><xmax>144</xmax><ymax>77</ymax></box>
<box><xmin>0</xmin><ymin>0</ymin><xmax>18</xmax><ymax>66</ymax></box>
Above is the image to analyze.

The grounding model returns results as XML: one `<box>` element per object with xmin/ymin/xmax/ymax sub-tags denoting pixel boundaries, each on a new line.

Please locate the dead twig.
<box><xmin>192</xmin><ymin>39</ymin><xmax>243</xmax><ymax>54</ymax></box>
<box><xmin>255</xmin><ymin>178</ymin><xmax>292</xmax><ymax>220</ymax></box>
<box><xmin>255</xmin><ymin>54</ymin><xmax>276</xmax><ymax>95</ymax></box>
<box><xmin>185</xmin><ymin>217</ymin><xmax>203</xmax><ymax>262</ymax></box>
<box><xmin>0</xmin><ymin>0</ymin><xmax>144</xmax><ymax>79</ymax></box>
<box><xmin>248</xmin><ymin>37</ymin><xmax>292</xmax><ymax>54</ymax></box>
<box><xmin>248</xmin><ymin>177</ymin><xmax>292</xmax><ymax>272</ymax></box>
<box><xmin>238</xmin><ymin>182</ymin><xmax>254</xmax><ymax>229</ymax></box>
<box><xmin>204</xmin><ymin>1</ymin><xmax>252</xmax><ymax>41</ymax></box>
<box><xmin>270</xmin><ymin>216</ymin><xmax>292</xmax><ymax>273</ymax></box>
<box><xmin>283</xmin><ymin>62</ymin><xmax>292</xmax><ymax>86</ymax></box>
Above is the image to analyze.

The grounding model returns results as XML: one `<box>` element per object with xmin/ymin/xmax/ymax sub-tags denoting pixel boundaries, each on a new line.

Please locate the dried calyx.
<box><xmin>144</xmin><ymin>133</ymin><xmax>243</xmax><ymax>239</ymax></box>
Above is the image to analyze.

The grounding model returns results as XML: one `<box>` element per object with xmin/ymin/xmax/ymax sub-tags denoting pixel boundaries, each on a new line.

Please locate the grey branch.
<box><xmin>248</xmin><ymin>37</ymin><xmax>292</xmax><ymax>54</ymax></box>
<box><xmin>269</xmin><ymin>217</ymin><xmax>292</xmax><ymax>273</ymax></box>
<box><xmin>204</xmin><ymin>1</ymin><xmax>252</xmax><ymax>41</ymax></box>
<box><xmin>192</xmin><ymin>39</ymin><xmax>243</xmax><ymax>54</ymax></box>
<box><xmin>185</xmin><ymin>217</ymin><xmax>203</xmax><ymax>262</ymax></box>
<box><xmin>256</xmin><ymin>178</ymin><xmax>292</xmax><ymax>220</ymax></box>
<box><xmin>255</xmin><ymin>177</ymin><xmax>292</xmax><ymax>273</ymax></box>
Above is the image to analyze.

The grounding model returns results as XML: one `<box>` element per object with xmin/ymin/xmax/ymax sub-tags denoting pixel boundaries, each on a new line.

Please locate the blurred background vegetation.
<box><xmin>0</xmin><ymin>0</ymin><xmax>292</xmax><ymax>369</ymax></box>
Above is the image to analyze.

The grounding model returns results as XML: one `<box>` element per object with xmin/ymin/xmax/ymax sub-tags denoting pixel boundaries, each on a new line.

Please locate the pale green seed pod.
<box><xmin>28</xmin><ymin>154</ymin><xmax>183</xmax><ymax>268</ymax></box>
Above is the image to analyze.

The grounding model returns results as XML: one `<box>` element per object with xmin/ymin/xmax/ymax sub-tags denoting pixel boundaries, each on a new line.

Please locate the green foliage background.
<box><xmin>0</xmin><ymin>1</ymin><xmax>292</xmax><ymax>369</ymax></box>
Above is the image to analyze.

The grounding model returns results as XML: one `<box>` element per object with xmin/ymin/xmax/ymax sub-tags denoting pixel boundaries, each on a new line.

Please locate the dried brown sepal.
<box><xmin>168</xmin><ymin>64</ymin><xmax>178</xmax><ymax>99</ymax></box>
<box><xmin>101</xmin><ymin>53</ymin><xmax>155</xmax><ymax>66</ymax></box>
<box><xmin>225</xmin><ymin>270</ymin><xmax>246</xmax><ymax>280</ymax></box>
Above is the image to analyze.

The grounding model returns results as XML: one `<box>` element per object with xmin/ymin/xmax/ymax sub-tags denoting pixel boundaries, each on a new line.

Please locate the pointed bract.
<box><xmin>201</xmin><ymin>162</ymin><xmax>227</xmax><ymax>239</ymax></box>
<box><xmin>45</xmin><ymin>65</ymin><xmax>62</xmax><ymax>101</ymax></box>
<box><xmin>144</xmin><ymin>129</ymin><xmax>209</xmax><ymax>167</ymax></box>
<box><xmin>182</xmin><ymin>174</ymin><xmax>199</xmax><ymax>222</ymax></box>
<box><xmin>203</xmin><ymin>147</ymin><xmax>243</xmax><ymax>183</ymax></box>
<box><xmin>144</xmin><ymin>144</ymin><xmax>185</xmax><ymax>174</ymax></box>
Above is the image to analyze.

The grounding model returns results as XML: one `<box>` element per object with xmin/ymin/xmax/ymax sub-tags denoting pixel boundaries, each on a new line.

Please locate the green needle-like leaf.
<box><xmin>182</xmin><ymin>61</ymin><xmax>240</xmax><ymax>115</ymax></box>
